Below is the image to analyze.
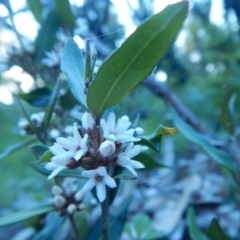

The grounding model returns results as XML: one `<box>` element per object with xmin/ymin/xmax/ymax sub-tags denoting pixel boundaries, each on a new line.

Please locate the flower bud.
<box><xmin>52</xmin><ymin>185</ymin><xmax>63</xmax><ymax>196</ymax></box>
<box><xmin>135</xmin><ymin>127</ymin><xmax>144</xmax><ymax>135</ymax></box>
<box><xmin>82</xmin><ymin>112</ymin><xmax>95</xmax><ymax>130</ymax></box>
<box><xmin>121</xmin><ymin>115</ymin><xmax>129</xmax><ymax>123</ymax></box>
<box><xmin>53</xmin><ymin>195</ymin><xmax>66</xmax><ymax>208</ymax></box>
<box><xmin>99</xmin><ymin>140</ymin><xmax>116</xmax><ymax>157</ymax></box>
<box><xmin>67</xmin><ymin>204</ymin><xmax>77</xmax><ymax>214</ymax></box>
<box><xmin>75</xmin><ymin>191</ymin><xmax>84</xmax><ymax>201</ymax></box>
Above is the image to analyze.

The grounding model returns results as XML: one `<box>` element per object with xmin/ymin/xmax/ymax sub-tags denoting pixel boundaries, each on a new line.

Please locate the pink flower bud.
<box><xmin>99</xmin><ymin>140</ymin><xmax>116</xmax><ymax>157</ymax></box>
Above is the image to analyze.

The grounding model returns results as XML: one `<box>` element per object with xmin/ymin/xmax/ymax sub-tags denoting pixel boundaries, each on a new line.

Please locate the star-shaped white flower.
<box><xmin>100</xmin><ymin>112</ymin><xmax>140</xmax><ymax>143</ymax></box>
<box><xmin>46</xmin><ymin>122</ymin><xmax>88</xmax><ymax>179</ymax></box>
<box><xmin>117</xmin><ymin>142</ymin><xmax>147</xmax><ymax>177</ymax></box>
<box><xmin>80</xmin><ymin>167</ymin><xmax>116</xmax><ymax>202</ymax></box>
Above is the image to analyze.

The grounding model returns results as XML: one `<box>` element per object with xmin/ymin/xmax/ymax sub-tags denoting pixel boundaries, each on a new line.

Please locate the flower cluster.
<box><xmin>46</xmin><ymin>112</ymin><xmax>147</xmax><ymax>202</ymax></box>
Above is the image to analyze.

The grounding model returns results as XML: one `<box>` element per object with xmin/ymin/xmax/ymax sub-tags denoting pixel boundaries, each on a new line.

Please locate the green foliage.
<box><xmin>0</xmin><ymin>204</ymin><xmax>54</xmax><ymax>227</ymax></box>
<box><xmin>206</xmin><ymin>218</ymin><xmax>230</xmax><ymax>240</ymax></box>
<box><xmin>87</xmin><ymin>2</ymin><xmax>188</xmax><ymax>118</ymax></box>
<box><xmin>27</xmin><ymin>0</ymin><xmax>42</xmax><ymax>22</ymax></box>
<box><xmin>61</xmin><ymin>39</ymin><xmax>87</xmax><ymax>108</ymax></box>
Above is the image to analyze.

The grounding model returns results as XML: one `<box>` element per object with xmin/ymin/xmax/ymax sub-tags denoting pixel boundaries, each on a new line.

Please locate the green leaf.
<box><xmin>171</xmin><ymin>107</ymin><xmax>237</xmax><ymax>174</ymax></box>
<box><xmin>34</xmin><ymin>10</ymin><xmax>60</xmax><ymax>61</ymax></box>
<box><xmin>87</xmin><ymin>2</ymin><xmax>188</xmax><ymax>118</ymax></box>
<box><xmin>27</xmin><ymin>0</ymin><xmax>42</xmax><ymax>22</ymax></box>
<box><xmin>18</xmin><ymin>88</ymin><xmax>52</xmax><ymax>107</ymax></box>
<box><xmin>43</xmin><ymin>78</ymin><xmax>60</xmax><ymax>129</ymax></box>
<box><xmin>206</xmin><ymin>218</ymin><xmax>230</xmax><ymax>240</ymax></box>
<box><xmin>55</xmin><ymin>0</ymin><xmax>75</xmax><ymax>31</ymax></box>
<box><xmin>138</xmin><ymin>124</ymin><xmax>178</xmax><ymax>152</ymax></box>
<box><xmin>61</xmin><ymin>39</ymin><xmax>87</xmax><ymax>108</ymax></box>
<box><xmin>30</xmin><ymin>144</ymin><xmax>49</xmax><ymax>159</ymax></box>
<box><xmin>0</xmin><ymin>138</ymin><xmax>36</xmax><ymax>161</ymax></box>
<box><xmin>186</xmin><ymin>207</ymin><xmax>208</xmax><ymax>240</ymax></box>
<box><xmin>31</xmin><ymin>162</ymin><xmax>83</xmax><ymax>178</ymax></box>
<box><xmin>0</xmin><ymin>204</ymin><xmax>54</xmax><ymax>227</ymax></box>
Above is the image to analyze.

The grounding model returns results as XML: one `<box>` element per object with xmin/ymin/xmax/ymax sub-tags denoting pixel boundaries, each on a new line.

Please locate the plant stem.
<box><xmin>68</xmin><ymin>214</ymin><xmax>82</xmax><ymax>240</ymax></box>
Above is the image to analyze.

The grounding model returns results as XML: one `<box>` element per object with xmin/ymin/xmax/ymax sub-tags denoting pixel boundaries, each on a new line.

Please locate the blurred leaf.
<box><xmin>186</xmin><ymin>207</ymin><xmax>208</xmax><ymax>240</ymax></box>
<box><xmin>114</xmin><ymin>169</ymin><xmax>137</xmax><ymax>180</ymax></box>
<box><xmin>34</xmin><ymin>10</ymin><xmax>60</xmax><ymax>61</ymax></box>
<box><xmin>27</xmin><ymin>0</ymin><xmax>42</xmax><ymax>22</ymax></box>
<box><xmin>31</xmin><ymin>162</ymin><xmax>84</xmax><ymax>178</ymax></box>
<box><xmin>171</xmin><ymin>107</ymin><xmax>237</xmax><ymax>174</ymax></box>
<box><xmin>30</xmin><ymin>144</ymin><xmax>49</xmax><ymax>159</ymax></box>
<box><xmin>221</xmin><ymin>88</ymin><xmax>234</xmax><ymax>134</ymax></box>
<box><xmin>59</xmin><ymin>89</ymin><xmax>78</xmax><ymax>109</ymax></box>
<box><xmin>87</xmin><ymin>2</ymin><xmax>188</xmax><ymax>118</ymax></box>
<box><xmin>0</xmin><ymin>204</ymin><xmax>54</xmax><ymax>227</ymax></box>
<box><xmin>61</xmin><ymin>39</ymin><xmax>87</xmax><ymax>108</ymax></box>
<box><xmin>39</xmin><ymin>151</ymin><xmax>54</xmax><ymax>163</ymax></box>
<box><xmin>43</xmin><ymin>78</ymin><xmax>60</xmax><ymax>129</ymax></box>
<box><xmin>55</xmin><ymin>0</ymin><xmax>75</xmax><ymax>31</ymax></box>
<box><xmin>135</xmin><ymin>153</ymin><xmax>172</xmax><ymax>172</ymax></box>
<box><xmin>206</xmin><ymin>218</ymin><xmax>230</xmax><ymax>240</ymax></box>
<box><xmin>0</xmin><ymin>138</ymin><xmax>36</xmax><ymax>161</ymax></box>
<box><xmin>138</xmin><ymin>124</ymin><xmax>178</xmax><ymax>152</ymax></box>
<box><xmin>75</xmin><ymin>211</ymin><xmax>89</xmax><ymax>240</ymax></box>
<box><xmin>124</xmin><ymin>213</ymin><xmax>162</xmax><ymax>240</ymax></box>
<box><xmin>18</xmin><ymin>88</ymin><xmax>52</xmax><ymax>107</ymax></box>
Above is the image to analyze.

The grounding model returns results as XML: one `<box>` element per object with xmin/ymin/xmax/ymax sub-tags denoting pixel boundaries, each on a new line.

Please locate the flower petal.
<box><xmin>104</xmin><ymin>174</ymin><xmax>117</xmax><ymax>188</ymax></box>
<box><xmin>96</xmin><ymin>182</ymin><xmax>106</xmax><ymax>202</ymax></box>
<box><xmin>73</xmin><ymin>122</ymin><xmax>82</xmax><ymax>143</ymax></box>
<box><xmin>48</xmin><ymin>165</ymin><xmax>67</xmax><ymax>179</ymax></box>
<box><xmin>125</xmin><ymin>165</ymin><xmax>138</xmax><ymax>177</ymax></box>
<box><xmin>129</xmin><ymin>160</ymin><xmax>145</xmax><ymax>169</ymax></box>
<box><xmin>51</xmin><ymin>151</ymin><xmax>74</xmax><ymax>165</ymax></box>
<box><xmin>82</xmin><ymin>169</ymin><xmax>97</xmax><ymax>178</ymax></box>
<box><xmin>56</xmin><ymin>137</ymin><xmax>76</xmax><ymax>151</ymax></box>
<box><xmin>107</xmin><ymin>112</ymin><xmax>116</xmax><ymax>131</ymax></box>
<box><xmin>81</xmin><ymin>178</ymin><xmax>96</xmax><ymax>194</ymax></box>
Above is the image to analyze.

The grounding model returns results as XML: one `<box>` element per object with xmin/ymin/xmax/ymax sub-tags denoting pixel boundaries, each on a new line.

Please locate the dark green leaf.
<box><xmin>0</xmin><ymin>204</ymin><xmax>54</xmax><ymax>227</ymax></box>
<box><xmin>30</xmin><ymin>144</ymin><xmax>49</xmax><ymax>159</ymax></box>
<box><xmin>27</xmin><ymin>0</ymin><xmax>42</xmax><ymax>22</ymax></box>
<box><xmin>34</xmin><ymin>10</ymin><xmax>60</xmax><ymax>61</ymax></box>
<box><xmin>74</xmin><ymin>211</ymin><xmax>89</xmax><ymax>240</ymax></box>
<box><xmin>31</xmin><ymin>162</ymin><xmax>84</xmax><ymax>178</ymax></box>
<box><xmin>138</xmin><ymin>124</ymin><xmax>178</xmax><ymax>152</ymax></box>
<box><xmin>206</xmin><ymin>218</ymin><xmax>230</xmax><ymax>240</ymax></box>
<box><xmin>61</xmin><ymin>39</ymin><xmax>87</xmax><ymax>108</ymax></box>
<box><xmin>43</xmin><ymin>78</ymin><xmax>60</xmax><ymax>129</ymax></box>
<box><xmin>186</xmin><ymin>207</ymin><xmax>208</xmax><ymax>240</ymax></box>
<box><xmin>18</xmin><ymin>88</ymin><xmax>52</xmax><ymax>107</ymax></box>
<box><xmin>0</xmin><ymin>138</ymin><xmax>36</xmax><ymax>161</ymax></box>
<box><xmin>171</xmin><ymin>107</ymin><xmax>237</xmax><ymax>174</ymax></box>
<box><xmin>55</xmin><ymin>0</ymin><xmax>75</xmax><ymax>31</ymax></box>
<box><xmin>87</xmin><ymin>2</ymin><xmax>188</xmax><ymax>118</ymax></box>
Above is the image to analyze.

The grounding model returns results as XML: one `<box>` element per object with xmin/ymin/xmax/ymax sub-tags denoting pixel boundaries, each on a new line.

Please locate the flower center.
<box><xmin>95</xmin><ymin>174</ymin><xmax>103</xmax><ymax>182</ymax></box>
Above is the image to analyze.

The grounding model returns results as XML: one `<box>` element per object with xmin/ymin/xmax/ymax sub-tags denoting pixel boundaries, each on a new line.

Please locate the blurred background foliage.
<box><xmin>0</xmin><ymin>0</ymin><xmax>240</xmax><ymax>238</ymax></box>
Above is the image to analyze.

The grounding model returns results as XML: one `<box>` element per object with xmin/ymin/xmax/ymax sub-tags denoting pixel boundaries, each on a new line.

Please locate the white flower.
<box><xmin>117</xmin><ymin>142</ymin><xmax>147</xmax><ymax>177</ymax></box>
<box><xmin>46</xmin><ymin>122</ymin><xmax>88</xmax><ymax>179</ymax></box>
<box><xmin>100</xmin><ymin>112</ymin><xmax>140</xmax><ymax>143</ymax></box>
<box><xmin>41</xmin><ymin>50</ymin><xmax>60</xmax><ymax>67</ymax></box>
<box><xmin>80</xmin><ymin>167</ymin><xmax>116</xmax><ymax>202</ymax></box>
<box><xmin>30</xmin><ymin>111</ymin><xmax>45</xmax><ymax>127</ymax></box>
<box><xmin>82</xmin><ymin>112</ymin><xmax>96</xmax><ymax>130</ymax></box>
<box><xmin>99</xmin><ymin>140</ymin><xmax>116</xmax><ymax>157</ymax></box>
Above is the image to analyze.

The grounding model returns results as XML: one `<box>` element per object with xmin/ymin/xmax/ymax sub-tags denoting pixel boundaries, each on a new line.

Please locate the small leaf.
<box><xmin>40</xmin><ymin>151</ymin><xmax>54</xmax><ymax>163</ymax></box>
<box><xmin>186</xmin><ymin>207</ymin><xmax>208</xmax><ymax>240</ymax></box>
<box><xmin>87</xmin><ymin>2</ymin><xmax>188</xmax><ymax>118</ymax></box>
<box><xmin>0</xmin><ymin>138</ymin><xmax>36</xmax><ymax>161</ymax></box>
<box><xmin>138</xmin><ymin>124</ymin><xmax>178</xmax><ymax>152</ymax></box>
<box><xmin>30</xmin><ymin>144</ymin><xmax>49</xmax><ymax>159</ymax></box>
<box><xmin>27</xmin><ymin>0</ymin><xmax>42</xmax><ymax>22</ymax></box>
<box><xmin>61</xmin><ymin>39</ymin><xmax>87</xmax><ymax>108</ymax></box>
<box><xmin>55</xmin><ymin>0</ymin><xmax>75</xmax><ymax>31</ymax></box>
<box><xmin>206</xmin><ymin>218</ymin><xmax>230</xmax><ymax>240</ymax></box>
<box><xmin>0</xmin><ymin>204</ymin><xmax>54</xmax><ymax>227</ymax></box>
<box><xmin>18</xmin><ymin>88</ymin><xmax>52</xmax><ymax>107</ymax></box>
<box><xmin>31</xmin><ymin>162</ymin><xmax>84</xmax><ymax>178</ymax></box>
<box><xmin>171</xmin><ymin>107</ymin><xmax>237</xmax><ymax>174</ymax></box>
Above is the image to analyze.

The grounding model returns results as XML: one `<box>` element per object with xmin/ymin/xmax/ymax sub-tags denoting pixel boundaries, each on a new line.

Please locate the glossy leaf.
<box><xmin>186</xmin><ymin>207</ymin><xmax>208</xmax><ymax>240</ymax></box>
<box><xmin>206</xmin><ymin>218</ymin><xmax>230</xmax><ymax>240</ymax></box>
<box><xmin>61</xmin><ymin>39</ymin><xmax>87</xmax><ymax>108</ymax></box>
<box><xmin>138</xmin><ymin>124</ymin><xmax>178</xmax><ymax>152</ymax></box>
<box><xmin>0</xmin><ymin>138</ymin><xmax>36</xmax><ymax>161</ymax></box>
<box><xmin>27</xmin><ymin>0</ymin><xmax>42</xmax><ymax>22</ymax></box>
<box><xmin>18</xmin><ymin>88</ymin><xmax>52</xmax><ymax>107</ymax></box>
<box><xmin>31</xmin><ymin>162</ymin><xmax>83</xmax><ymax>178</ymax></box>
<box><xmin>87</xmin><ymin>2</ymin><xmax>188</xmax><ymax>118</ymax></box>
<box><xmin>30</xmin><ymin>144</ymin><xmax>49</xmax><ymax>159</ymax></box>
<box><xmin>171</xmin><ymin>107</ymin><xmax>237</xmax><ymax>174</ymax></box>
<box><xmin>0</xmin><ymin>204</ymin><xmax>54</xmax><ymax>227</ymax></box>
<box><xmin>55</xmin><ymin>0</ymin><xmax>75</xmax><ymax>31</ymax></box>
